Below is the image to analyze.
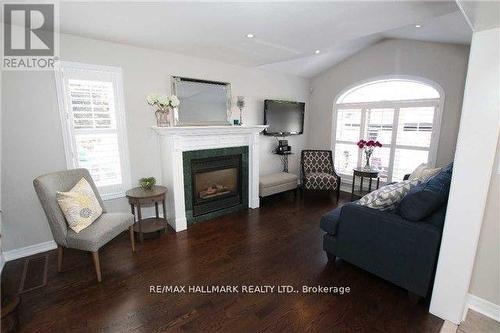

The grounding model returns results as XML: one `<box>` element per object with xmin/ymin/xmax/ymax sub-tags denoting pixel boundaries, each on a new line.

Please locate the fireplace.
<box><xmin>191</xmin><ymin>155</ymin><xmax>242</xmax><ymax>216</ymax></box>
<box><xmin>183</xmin><ymin>146</ymin><xmax>249</xmax><ymax>224</ymax></box>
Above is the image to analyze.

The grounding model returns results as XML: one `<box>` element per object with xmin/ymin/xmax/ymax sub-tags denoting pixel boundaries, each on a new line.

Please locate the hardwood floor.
<box><xmin>459</xmin><ymin>310</ymin><xmax>500</xmax><ymax>333</ymax></box>
<box><xmin>2</xmin><ymin>191</ymin><xmax>443</xmax><ymax>332</ymax></box>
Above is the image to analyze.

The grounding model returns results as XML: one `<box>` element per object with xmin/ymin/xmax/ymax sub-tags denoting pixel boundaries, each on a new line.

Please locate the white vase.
<box><xmin>155</xmin><ymin>107</ymin><xmax>172</xmax><ymax>127</ymax></box>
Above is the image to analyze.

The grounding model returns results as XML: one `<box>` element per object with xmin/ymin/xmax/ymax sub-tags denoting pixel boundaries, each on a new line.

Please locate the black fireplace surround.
<box><xmin>183</xmin><ymin>147</ymin><xmax>249</xmax><ymax>224</ymax></box>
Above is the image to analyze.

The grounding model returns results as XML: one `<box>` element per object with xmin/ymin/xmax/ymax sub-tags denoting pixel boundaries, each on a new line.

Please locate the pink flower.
<box><xmin>357</xmin><ymin>139</ymin><xmax>382</xmax><ymax>149</ymax></box>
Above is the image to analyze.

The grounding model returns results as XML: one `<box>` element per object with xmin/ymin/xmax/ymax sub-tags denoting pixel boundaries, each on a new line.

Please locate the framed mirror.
<box><xmin>172</xmin><ymin>77</ymin><xmax>232</xmax><ymax>126</ymax></box>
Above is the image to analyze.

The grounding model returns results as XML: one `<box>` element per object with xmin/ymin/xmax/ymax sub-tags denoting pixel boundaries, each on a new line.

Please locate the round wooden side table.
<box><xmin>351</xmin><ymin>168</ymin><xmax>380</xmax><ymax>200</ymax></box>
<box><xmin>126</xmin><ymin>185</ymin><xmax>168</xmax><ymax>243</ymax></box>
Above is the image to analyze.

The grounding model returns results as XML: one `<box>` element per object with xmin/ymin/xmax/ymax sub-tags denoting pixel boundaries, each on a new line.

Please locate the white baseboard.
<box><xmin>3</xmin><ymin>240</ymin><xmax>57</xmax><ymax>262</ymax></box>
<box><xmin>340</xmin><ymin>182</ymin><xmax>352</xmax><ymax>193</ymax></box>
<box><xmin>464</xmin><ymin>293</ymin><xmax>500</xmax><ymax>322</ymax></box>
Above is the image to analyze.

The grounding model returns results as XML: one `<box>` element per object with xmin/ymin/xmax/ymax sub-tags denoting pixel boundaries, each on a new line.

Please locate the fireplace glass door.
<box><xmin>195</xmin><ymin>168</ymin><xmax>238</xmax><ymax>201</ymax></box>
<box><xmin>191</xmin><ymin>155</ymin><xmax>242</xmax><ymax>217</ymax></box>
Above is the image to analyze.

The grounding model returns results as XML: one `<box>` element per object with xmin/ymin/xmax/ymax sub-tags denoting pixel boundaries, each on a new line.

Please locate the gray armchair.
<box><xmin>33</xmin><ymin>168</ymin><xmax>135</xmax><ymax>282</ymax></box>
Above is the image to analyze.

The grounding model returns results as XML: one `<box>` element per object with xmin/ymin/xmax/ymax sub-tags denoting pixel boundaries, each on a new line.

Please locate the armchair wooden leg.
<box><xmin>91</xmin><ymin>251</ymin><xmax>102</xmax><ymax>282</ymax></box>
<box><xmin>57</xmin><ymin>246</ymin><xmax>63</xmax><ymax>272</ymax></box>
<box><xmin>129</xmin><ymin>226</ymin><xmax>135</xmax><ymax>252</ymax></box>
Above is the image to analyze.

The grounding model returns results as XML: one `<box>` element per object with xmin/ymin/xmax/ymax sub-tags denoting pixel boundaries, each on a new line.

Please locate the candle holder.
<box><xmin>236</xmin><ymin>96</ymin><xmax>245</xmax><ymax>125</ymax></box>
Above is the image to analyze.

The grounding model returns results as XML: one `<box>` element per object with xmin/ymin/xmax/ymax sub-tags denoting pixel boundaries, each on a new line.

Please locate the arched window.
<box><xmin>333</xmin><ymin>78</ymin><xmax>443</xmax><ymax>183</ymax></box>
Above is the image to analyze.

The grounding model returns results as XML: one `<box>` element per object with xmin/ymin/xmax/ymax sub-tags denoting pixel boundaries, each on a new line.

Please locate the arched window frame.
<box><xmin>331</xmin><ymin>76</ymin><xmax>445</xmax><ymax>184</ymax></box>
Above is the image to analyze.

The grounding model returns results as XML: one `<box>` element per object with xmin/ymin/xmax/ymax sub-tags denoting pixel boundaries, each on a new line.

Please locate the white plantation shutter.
<box><xmin>69</xmin><ymin>80</ymin><xmax>116</xmax><ymax>129</ymax></box>
<box><xmin>392</xmin><ymin>106</ymin><xmax>436</xmax><ymax>181</ymax></box>
<box><xmin>333</xmin><ymin>79</ymin><xmax>442</xmax><ymax>184</ymax></box>
<box><xmin>74</xmin><ymin>133</ymin><xmax>122</xmax><ymax>187</ymax></box>
<box><xmin>334</xmin><ymin>109</ymin><xmax>361</xmax><ymax>175</ymax></box>
<box><xmin>56</xmin><ymin>62</ymin><xmax>131</xmax><ymax>199</ymax></box>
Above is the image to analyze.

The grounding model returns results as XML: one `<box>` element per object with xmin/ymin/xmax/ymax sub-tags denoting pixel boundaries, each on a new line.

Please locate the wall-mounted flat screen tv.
<box><xmin>263</xmin><ymin>100</ymin><xmax>305</xmax><ymax>136</ymax></box>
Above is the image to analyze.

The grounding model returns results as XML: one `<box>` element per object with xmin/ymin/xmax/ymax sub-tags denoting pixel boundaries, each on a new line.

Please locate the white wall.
<box><xmin>429</xmin><ymin>27</ymin><xmax>500</xmax><ymax>324</ymax></box>
<box><xmin>308</xmin><ymin>39</ymin><xmax>469</xmax><ymax>167</ymax></box>
<box><xmin>0</xmin><ymin>66</ymin><xmax>4</xmax><ymax>271</ymax></box>
<box><xmin>469</xmin><ymin>138</ymin><xmax>500</xmax><ymax>307</ymax></box>
<box><xmin>1</xmin><ymin>33</ymin><xmax>309</xmax><ymax>252</ymax></box>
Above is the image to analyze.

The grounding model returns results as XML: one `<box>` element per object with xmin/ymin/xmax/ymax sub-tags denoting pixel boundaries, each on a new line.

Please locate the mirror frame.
<box><xmin>171</xmin><ymin>76</ymin><xmax>232</xmax><ymax>126</ymax></box>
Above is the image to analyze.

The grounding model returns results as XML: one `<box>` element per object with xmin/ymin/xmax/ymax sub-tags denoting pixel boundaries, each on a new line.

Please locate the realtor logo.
<box><xmin>3</xmin><ymin>3</ymin><xmax>59</xmax><ymax>70</ymax></box>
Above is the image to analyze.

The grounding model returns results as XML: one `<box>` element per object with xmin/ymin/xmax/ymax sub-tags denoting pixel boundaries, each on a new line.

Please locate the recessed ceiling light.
<box><xmin>246</xmin><ymin>33</ymin><xmax>254</xmax><ymax>38</ymax></box>
<box><xmin>415</xmin><ymin>24</ymin><xmax>422</xmax><ymax>28</ymax></box>
<box><xmin>315</xmin><ymin>50</ymin><xmax>320</xmax><ymax>54</ymax></box>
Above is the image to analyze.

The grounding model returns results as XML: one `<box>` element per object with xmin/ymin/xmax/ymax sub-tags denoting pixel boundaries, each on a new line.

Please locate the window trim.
<box><xmin>55</xmin><ymin>61</ymin><xmax>132</xmax><ymax>200</ymax></box>
<box><xmin>331</xmin><ymin>76</ymin><xmax>445</xmax><ymax>184</ymax></box>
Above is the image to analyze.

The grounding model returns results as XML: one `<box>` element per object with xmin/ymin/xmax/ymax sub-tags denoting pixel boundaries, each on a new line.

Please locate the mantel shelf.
<box><xmin>152</xmin><ymin>125</ymin><xmax>268</xmax><ymax>136</ymax></box>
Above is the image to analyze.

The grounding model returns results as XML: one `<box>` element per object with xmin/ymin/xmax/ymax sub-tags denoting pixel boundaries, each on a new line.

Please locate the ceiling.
<box><xmin>458</xmin><ymin>0</ymin><xmax>500</xmax><ymax>31</ymax></box>
<box><xmin>55</xmin><ymin>1</ymin><xmax>472</xmax><ymax>78</ymax></box>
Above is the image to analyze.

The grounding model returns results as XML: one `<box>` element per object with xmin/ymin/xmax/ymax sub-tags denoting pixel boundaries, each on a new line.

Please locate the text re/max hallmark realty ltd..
<box><xmin>150</xmin><ymin>285</ymin><xmax>351</xmax><ymax>294</ymax></box>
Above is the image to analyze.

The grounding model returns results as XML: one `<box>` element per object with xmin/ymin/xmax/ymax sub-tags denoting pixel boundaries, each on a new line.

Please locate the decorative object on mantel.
<box><xmin>357</xmin><ymin>139</ymin><xmax>382</xmax><ymax>170</ymax></box>
<box><xmin>139</xmin><ymin>177</ymin><xmax>156</xmax><ymax>191</ymax></box>
<box><xmin>236</xmin><ymin>96</ymin><xmax>245</xmax><ymax>125</ymax></box>
<box><xmin>146</xmin><ymin>94</ymin><xmax>180</xmax><ymax>127</ymax></box>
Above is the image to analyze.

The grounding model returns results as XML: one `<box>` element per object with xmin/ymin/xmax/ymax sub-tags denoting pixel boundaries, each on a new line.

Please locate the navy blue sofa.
<box><xmin>320</xmin><ymin>164</ymin><xmax>453</xmax><ymax>297</ymax></box>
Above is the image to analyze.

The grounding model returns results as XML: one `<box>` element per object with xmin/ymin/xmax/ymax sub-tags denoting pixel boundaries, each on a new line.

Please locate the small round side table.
<box><xmin>126</xmin><ymin>185</ymin><xmax>168</xmax><ymax>243</ymax></box>
<box><xmin>351</xmin><ymin>168</ymin><xmax>380</xmax><ymax>201</ymax></box>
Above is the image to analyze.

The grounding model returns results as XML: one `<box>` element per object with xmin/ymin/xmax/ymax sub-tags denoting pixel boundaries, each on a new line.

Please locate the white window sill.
<box><xmin>101</xmin><ymin>191</ymin><xmax>126</xmax><ymax>201</ymax></box>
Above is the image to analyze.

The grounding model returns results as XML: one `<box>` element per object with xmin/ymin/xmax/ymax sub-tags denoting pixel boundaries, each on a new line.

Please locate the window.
<box><xmin>56</xmin><ymin>62</ymin><xmax>131</xmax><ymax>200</ymax></box>
<box><xmin>333</xmin><ymin>78</ymin><xmax>442</xmax><ymax>183</ymax></box>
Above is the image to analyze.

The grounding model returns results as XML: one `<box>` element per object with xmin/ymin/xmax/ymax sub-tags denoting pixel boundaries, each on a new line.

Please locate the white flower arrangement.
<box><xmin>146</xmin><ymin>93</ymin><xmax>180</xmax><ymax>110</ymax></box>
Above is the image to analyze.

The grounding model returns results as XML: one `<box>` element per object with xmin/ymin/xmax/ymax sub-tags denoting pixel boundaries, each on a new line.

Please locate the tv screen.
<box><xmin>264</xmin><ymin>100</ymin><xmax>305</xmax><ymax>136</ymax></box>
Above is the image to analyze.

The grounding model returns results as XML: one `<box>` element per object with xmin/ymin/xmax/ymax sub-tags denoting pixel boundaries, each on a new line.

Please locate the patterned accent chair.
<box><xmin>301</xmin><ymin>150</ymin><xmax>341</xmax><ymax>202</ymax></box>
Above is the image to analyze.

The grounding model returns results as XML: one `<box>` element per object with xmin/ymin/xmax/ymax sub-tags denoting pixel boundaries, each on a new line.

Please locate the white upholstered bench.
<box><xmin>259</xmin><ymin>172</ymin><xmax>298</xmax><ymax>197</ymax></box>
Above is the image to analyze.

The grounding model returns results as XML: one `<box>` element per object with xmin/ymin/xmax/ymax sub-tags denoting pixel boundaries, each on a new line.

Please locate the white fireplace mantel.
<box><xmin>153</xmin><ymin>125</ymin><xmax>268</xmax><ymax>232</ymax></box>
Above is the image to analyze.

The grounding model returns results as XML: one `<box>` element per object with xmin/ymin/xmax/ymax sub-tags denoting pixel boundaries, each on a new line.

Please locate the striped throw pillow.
<box><xmin>357</xmin><ymin>179</ymin><xmax>420</xmax><ymax>211</ymax></box>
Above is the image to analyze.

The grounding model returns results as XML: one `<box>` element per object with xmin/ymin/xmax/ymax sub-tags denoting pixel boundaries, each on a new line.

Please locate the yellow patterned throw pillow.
<box><xmin>57</xmin><ymin>178</ymin><xmax>103</xmax><ymax>233</ymax></box>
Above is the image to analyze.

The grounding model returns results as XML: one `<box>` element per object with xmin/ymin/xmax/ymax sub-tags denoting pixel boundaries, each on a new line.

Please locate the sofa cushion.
<box><xmin>357</xmin><ymin>179</ymin><xmax>420</xmax><ymax>211</ymax></box>
<box><xmin>424</xmin><ymin>162</ymin><xmax>453</xmax><ymax>194</ymax></box>
<box><xmin>409</xmin><ymin>163</ymin><xmax>442</xmax><ymax>183</ymax></box>
<box><xmin>421</xmin><ymin>205</ymin><xmax>447</xmax><ymax>231</ymax></box>
<box><xmin>320</xmin><ymin>206</ymin><xmax>342</xmax><ymax>235</ymax></box>
<box><xmin>398</xmin><ymin>163</ymin><xmax>453</xmax><ymax>221</ymax></box>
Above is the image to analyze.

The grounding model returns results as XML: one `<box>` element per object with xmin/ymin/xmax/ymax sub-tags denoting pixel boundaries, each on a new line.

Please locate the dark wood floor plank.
<box><xmin>2</xmin><ymin>192</ymin><xmax>443</xmax><ymax>332</ymax></box>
